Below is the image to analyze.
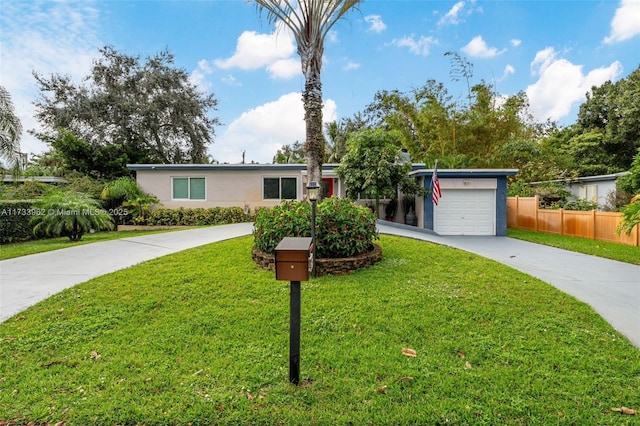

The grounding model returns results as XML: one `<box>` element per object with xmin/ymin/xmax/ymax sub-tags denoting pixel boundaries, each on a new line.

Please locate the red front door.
<box><xmin>322</xmin><ymin>178</ymin><xmax>334</xmax><ymax>198</ymax></box>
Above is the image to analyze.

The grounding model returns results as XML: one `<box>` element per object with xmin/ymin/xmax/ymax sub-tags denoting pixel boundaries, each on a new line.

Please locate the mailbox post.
<box><xmin>274</xmin><ymin>237</ymin><xmax>313</xmax><ymax>385</ymax></box>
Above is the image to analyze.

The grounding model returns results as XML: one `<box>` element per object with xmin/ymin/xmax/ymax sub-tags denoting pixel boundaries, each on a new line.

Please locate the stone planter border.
<box><xmin>252</xmin><ymin>244</ymin><xmax>383</xmax><ymax>277</ymax></box>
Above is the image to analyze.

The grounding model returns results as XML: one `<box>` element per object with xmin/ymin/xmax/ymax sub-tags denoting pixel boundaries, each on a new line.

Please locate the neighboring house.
<box><xmin>565</xmin><ymin>172</ymin><xmax>629</xmax><ymax>208</ymax></box>
<box><xmin>127</xmin><ymin>164</ymin><xmax>518</xmax><ymax>236</ymax></box>
<box><xmin>2</xmin><ymin>175</ymin><xmax>68</xmax><ymax>184</ymax></box>
<box><xmin>530</xmin><ymin>172</ymin><xmax>629</xmax><ymax>210</ymax></box>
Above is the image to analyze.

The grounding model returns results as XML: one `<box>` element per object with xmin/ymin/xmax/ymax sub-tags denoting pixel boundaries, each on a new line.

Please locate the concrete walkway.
<box><xmin>1</xmin><ymin>222</ymin><xmax>638</xmax><ymax>348</ymax></box>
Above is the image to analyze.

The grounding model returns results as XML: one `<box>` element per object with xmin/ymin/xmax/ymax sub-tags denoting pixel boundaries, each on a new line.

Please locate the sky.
<box><xmin>1</xmin><ymin>0</ymin><xmax>639</xmax><ymax>165</ymax></box>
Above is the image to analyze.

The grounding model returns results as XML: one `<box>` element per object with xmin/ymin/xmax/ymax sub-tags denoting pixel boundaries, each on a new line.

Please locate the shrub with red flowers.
<box><xmin>253</xmin><ymin>197</ymin><xmax>378</xmax><ymax>258</ymax></box>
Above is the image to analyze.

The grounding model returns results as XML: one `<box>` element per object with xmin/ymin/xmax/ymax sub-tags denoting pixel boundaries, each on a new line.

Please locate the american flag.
<box><xmin>431</xmin><ymin>163</ymin><xmax>442</xmax><ymax>206</ymax></box>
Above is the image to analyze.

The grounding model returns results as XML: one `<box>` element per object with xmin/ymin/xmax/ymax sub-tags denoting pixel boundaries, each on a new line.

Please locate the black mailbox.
<box><xmin>274</xmin><ymin>237</ymin><xmax>312</xmax><ymax>282</ymax></box>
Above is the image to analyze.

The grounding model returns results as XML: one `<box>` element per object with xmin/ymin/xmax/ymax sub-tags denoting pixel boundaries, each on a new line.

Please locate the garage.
<box><xmin>434</xmin><ymin>188</ymin><xmax>495</xmax><ymax>235</ymax></box>
<box><xmin>411</xmin><ymin>169</ymin><xmax>518</xmax><ymax>236</ymax></box>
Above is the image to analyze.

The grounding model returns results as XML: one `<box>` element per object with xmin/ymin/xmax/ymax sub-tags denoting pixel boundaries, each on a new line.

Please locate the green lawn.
<box><xmin>507</xmin><ymin>228</ymin><xmax>640</xmax><ymax>265</ymax></box>
<box><xmin>1</xmin><ymin>235</ymin><xmax>638</xmax><ymax>425</ymax></box>
<box><xmin>0</xmin><ymin>229</ymin><xmax>184</xmax><ymax>261</ymax></box>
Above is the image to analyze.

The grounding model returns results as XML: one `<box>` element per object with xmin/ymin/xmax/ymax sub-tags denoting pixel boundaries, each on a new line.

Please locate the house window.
<box><xmin>579</xmin><ymin>185</ymin><xmax>598</xmax><ymax>202</ymax></box>
<box><xmin>172</xmin><ymin>177</ymin><xmax>206</xmax><ymax>200</ymax></box>
<box><xmin>263</xmin><ymin>177</ymin><xmax>297</xmax><ymax>200</ymax></box>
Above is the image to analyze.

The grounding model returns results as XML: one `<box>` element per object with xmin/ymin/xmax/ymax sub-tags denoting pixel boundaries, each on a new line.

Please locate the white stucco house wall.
<box><xmin>565</xmin><ymin>172</ymin><xmax>629</xmax><ymax>208</ymax></box>
<box><xmin>127</xmin><ymin>163</ymin><xmax>346</xmax><ymax>212</ymax></box>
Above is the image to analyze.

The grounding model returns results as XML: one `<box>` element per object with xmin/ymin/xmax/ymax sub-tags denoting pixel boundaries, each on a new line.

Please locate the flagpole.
<box><xmin>430</xmin><ymin>159</ymin><xmax>438</xmax><ymax>192</ymax></box>
<box><xmin>431</xmin><ymin>160</ymin><xmax>441</xmax><ymax>206</ymax></box>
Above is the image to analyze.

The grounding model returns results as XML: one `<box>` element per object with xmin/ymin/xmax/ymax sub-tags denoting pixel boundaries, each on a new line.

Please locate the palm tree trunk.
<box><xmin>303</xmin><ymin>71</ymin><xmax>324</xmax><ymax>196</ymax></box>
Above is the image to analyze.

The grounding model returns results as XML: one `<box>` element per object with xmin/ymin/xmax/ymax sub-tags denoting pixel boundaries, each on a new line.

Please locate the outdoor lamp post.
<box><xmin>306</xmin><ymin>180</ymin><xmax>320</xmax><ymax>277</ymax></box>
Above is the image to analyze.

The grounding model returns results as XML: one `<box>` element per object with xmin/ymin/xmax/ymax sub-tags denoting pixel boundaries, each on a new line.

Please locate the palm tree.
<box><xmin>324</xmin><ymin>117</ymin><xmax>364</xmax><ymax>163</ymax></box>
<box><xmin>252</xmin><ymin>0</ymin><xmax>362</xmax><ymax>194</ymax></box>
<box><xmin>0</xmin><ymin>86</ymin><xmax>22</xmax><ymax>172</ymax></box>
<box><xmin>31</xmin><ymin>191</ymin><xmax>114</xmax><ymax>241</ymax></box>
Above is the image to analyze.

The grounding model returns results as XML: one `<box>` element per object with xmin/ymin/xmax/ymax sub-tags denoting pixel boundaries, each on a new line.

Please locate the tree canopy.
<box><xmin>33</xmin><ymin>47</ymin><xmax>220</xmax><ymax>173</ymax></box>
<box><xmin>337</xmin><ymin>129</ymin><xmax>426</xmax><ymax>213</ymax></box>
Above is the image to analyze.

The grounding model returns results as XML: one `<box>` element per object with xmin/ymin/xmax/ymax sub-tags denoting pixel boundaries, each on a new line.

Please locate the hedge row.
<box><xmin>0</xmin><ymin>200</ymin><xmax>37</xmax><ymax>243</ymax></box>
<box><xmin>137</xmin><ymin>207</ymin><xmax>253</xmax><ymax>226</ymax></box>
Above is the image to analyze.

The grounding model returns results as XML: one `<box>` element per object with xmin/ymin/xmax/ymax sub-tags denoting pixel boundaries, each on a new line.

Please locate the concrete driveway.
<box><xmin>1</xmin><ymin>221</ymin><xmax>638</xmax><ymax>348</ymax></box>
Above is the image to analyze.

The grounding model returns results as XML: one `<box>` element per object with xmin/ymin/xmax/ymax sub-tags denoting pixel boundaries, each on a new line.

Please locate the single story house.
<box><xmin>530</xmin><ymin>172</ymin><xmax>629</xmax><ymax>210</ymax></box>
<box><xmin>565</xmin><ymin>172</ymin><xmax>629</xmax><ymax>208</ymax></box>
<box><xmin>127</xmin><ymin>164</ymin><xmax>518</xmax><ymax>236</ymax></box>
<box><xmin>127</xmin><ymin>163</ymin><xmax>347</xmax><ymax>212</ymax></box>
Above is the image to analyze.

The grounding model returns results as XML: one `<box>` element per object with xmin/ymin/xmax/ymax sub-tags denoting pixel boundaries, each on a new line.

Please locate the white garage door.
<box><xmin>434</xmin><ymin>189</ymin><xmax>495</xmax><ymax>235</ymax></box>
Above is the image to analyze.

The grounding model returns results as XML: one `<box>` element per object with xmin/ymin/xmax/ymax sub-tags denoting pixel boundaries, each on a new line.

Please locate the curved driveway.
<box><xmin>1</xmin><ymin>222</ymin><xmax>638</xmax><ymax>348</ymax></box>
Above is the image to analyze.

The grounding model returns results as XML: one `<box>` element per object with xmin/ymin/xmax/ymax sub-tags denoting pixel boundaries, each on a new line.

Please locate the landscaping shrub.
<box><xmin>562</xmin><ymin>199</ymin><xmax>599</xmax><ymax>211</ymax></box>
<box><xmin>30</xmin><ymin>190</ymin><xmax>114</xmax><ymax>241</ymax></box>
<box><xmin>140</xmin><ymin>207</ymin><xmax>252</xmax><ymax>226</ymax></box>
<box><xmin>253</xmin><ymin>198</ymin><xmax>379</xmax><ymax>258</ymax></box>
<box><xmin>617</xmin><ymin>194</ymin><xmax>640</xmax><ymax>236</ymax></box>
<box><xmin>0</xmin><ymin>181</ymin><xmax>54</xmax><ymax>199</ymax></box>
<box><xmin>101</xmin><ymin>177</ymin><xmax>160</xmax><ymax>226</ymax></box>
<box><xmin>253</xmin><ymin>201</ymin><xmax>311</xmax><ymax>254</ymax></box>
<box><xmin>317</xmin><ymin>197</ymin><xmax>378</xmax><ymax>258</ymax></box>
<box><xmin>0</xmin><ymin>200</ymin><xmax>37</xmax><ymax>243</ymax></box>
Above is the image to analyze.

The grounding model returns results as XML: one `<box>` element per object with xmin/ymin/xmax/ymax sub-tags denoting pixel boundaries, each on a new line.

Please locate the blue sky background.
<box><xmin>1</xmin><ymin>0</ymin><xmax>639</xmax><ymax>164</ymax></box>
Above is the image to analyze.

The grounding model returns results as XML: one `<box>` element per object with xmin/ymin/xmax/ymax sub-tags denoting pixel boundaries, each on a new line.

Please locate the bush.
<box><xmin>140</xmin><ymin>207</ymin><xmax>252</xmax><ymax>226</ymax></box>
<box><xmin>30</xmin><ymin>191</ymin><xmax>114</xmax><ymax>241</ymax></box>
<box><xmin>253</xmin><ymin>198</ymin><xmax>379</xmax><ymax>258</ymax></box>
<box><xmin>617</xmin><ymin>195</ymin><xmax>640</xmax><ymax>236</ymax></box>
<box><xmin>0</xmin><ymin>181</ymin><xmax>54</xmax><ymax>200</ymax></box>
<box><xmin>253</xmin><ymin>201</ymin><xmax>311</xmax><ymax>254</ymax></box>
<box><xmin>562</xmin><ymin>199</ymin><xmax>599</xmax><ymax>211</ymax></box>
<box><xmin>0</xmin><ymin>200</ymin><xmax>37</xmax><ymax>243</ymax></box>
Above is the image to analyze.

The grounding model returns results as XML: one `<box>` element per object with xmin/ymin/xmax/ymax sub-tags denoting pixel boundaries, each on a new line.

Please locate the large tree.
<box><xmin>33</xmin><ymin>47</ymin><xmax>219</xmax><ymax>166</ymax></box>
<box><xmin>365</xmin><ymin>79</ymin><xmax>537</xmax><ymax>169</ymax></box>
<box><xmin>253</xmin><ymin>0</ymin><xmax>362</xmax><ymax>196</ymax></box>
<box><xmin>545</xmin><ymin>66</ymin><xmax>640</xmax><ymax>177</ymax></box>
<box><xmin>337</xmin><ymin>129</ymin><xmax>426</xmax><ymax>214</ymax></box>
<box><xmin>0</xmin><ymin>86</ymin><xmax>22</xmax><ymax>168</ymax></box>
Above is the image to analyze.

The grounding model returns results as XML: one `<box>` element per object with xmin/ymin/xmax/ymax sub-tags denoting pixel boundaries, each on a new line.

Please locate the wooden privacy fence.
<box><xmin>507</xmin><ymin>196</ymin><xmax>639</xmax><ymax>246</ymax></box>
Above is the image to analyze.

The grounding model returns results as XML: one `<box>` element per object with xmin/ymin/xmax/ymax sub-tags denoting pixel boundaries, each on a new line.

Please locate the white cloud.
<box><xmin>365</xmin><ymin>15</ymin><xmax>387</xmax><ymax>33</ymax></box>
<box><xmin>530</xmin><ymin>47</ymin><xmax>558</xmax><ymax>76</ymax></box>
<box><xmin>190</xmin><ymin>60</ymin><xmax>215</xmax><ymax>92</ymax></box>
<box><xmin>214</xmin><ymin>25</ymin><xmax>300</xmax><ymax>80</ymax></box>
<box><xmin>461</xmin><ymin>35</ymin><xmax>505</xmax><ymax>58</ymax></box>
<box><xmin>266</xmin><ymin>58</ymin><xmax>301</xmax><ymax>80</ymax></box>
<box><xmin>0</xmin><ymin>1</ymin><xmax>102</xmax><ymax>157</ymax></box>
<box><xmin>221</xmin><ymin>74</ymin><xmax>242</xmax><ymax>87</ymax></box>
<box><xmin>526</xmin><ymin>48</ymin><xmax>623</xmax><ymax>122</ymax></box>
<box><xmin>387</xmin><ymin>35</ymin><xmax>438</xmax><ymax>56</ymax></box>
<box><xmin>604</xmin><ymin>0</ymin><xmax>640</xmax><ymax>44</ymax></box>
<box><xmin>439</xmin><ymin>1</ymin><xmax>465</xmax><ymax>26</ymax></box>
<box><xmin>212</xmin><ymin>93</ymin><xmax>337</xmax><ymax>164</ymax></box>
<box><xmin>499</xmin><ymin>64</ymin><xmax>516</xmax><ymax>81</ymax></box>
<box><xmin>511</xmin><ymin>39</ymin><xmax>522</xmax><ymax>47</ymax></box>
<box><xmin>343</xmin><ymin>61</ymin><xmax>361</xmax><ymax>71</ymax></box>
